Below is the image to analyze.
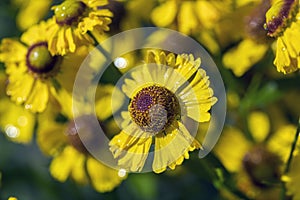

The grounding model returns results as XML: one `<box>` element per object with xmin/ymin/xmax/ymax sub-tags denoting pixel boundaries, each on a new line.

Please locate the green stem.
<box><xmin>284</xmin><ymin>117</ymin><xmax>300</xmax><ymax>173</ymax></box>
<box><xmin>281</xmin><ymin>117</ymin><xmax>300</xmax><ymax>200</ymax></box>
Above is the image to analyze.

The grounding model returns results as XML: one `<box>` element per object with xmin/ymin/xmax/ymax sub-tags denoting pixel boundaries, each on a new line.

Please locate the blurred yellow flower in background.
<box><xmin>214</xmin><ymin>110</ymin><xmax>298</xmax><ymax>199</ymax></box>
<box><xmin>109</xmin><ymin>50</ymin><xmax>217</xmax><ymax>173</ymax></box>
<box><xmin>37</xmin><ymin>84</ymin><xmax>126</xmax><ymax>193</ymax></box>
<box><xmin>47</xmin><ymin>0</ymin><xmax>112</xmax><ymax>55</ymax></box>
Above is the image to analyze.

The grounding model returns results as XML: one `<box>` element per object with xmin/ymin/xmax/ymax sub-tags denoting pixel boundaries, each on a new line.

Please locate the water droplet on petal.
<box><xmin>5</xmin><ymin>125</ymin><xmax>20</xmax><ymax>138</ymax></box>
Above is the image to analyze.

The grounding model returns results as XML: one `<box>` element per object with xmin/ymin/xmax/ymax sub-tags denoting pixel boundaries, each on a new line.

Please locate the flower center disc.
<box><xmin>26</xmin><ymin>42</ymin><xmax>58</xmax><ymax>74</ymax></box>
<box><xmin>129</xmin><ymin>85</ymin><xmax>180</xmax><ymax>134</ymax></box>
<box><xmin>54</xmin><ymin>0</ymin><xmax>86</xmax><ymax>25</ymax></box>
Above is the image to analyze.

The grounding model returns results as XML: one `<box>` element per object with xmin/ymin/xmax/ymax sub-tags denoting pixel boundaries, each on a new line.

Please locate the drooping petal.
<box><xmin>25</xmin><ymin>79</ymin><xmax>49</xmax><ymax>113</ymax></box>
<box><xmin>37</xmin><ymin>101</ymin><xmax>68</xmax><ymax>156</ymax></box>
<box><xmin>153</xmin><ymin>121</ymin><xmax>200</xmax><ymax>173</ymax></box>
<box><xmin>178</xmin><ymin>69</ymin><xmax>217</xmax><ymax>122</ymax></box>
<box><xmin>109</xmin><ymin>123</ymin><xmax>152</xmax><ymax>172</ymax></box>
<box><xmin>50</xmin><ymin>146</ymin><xmax>87</xmax><ymax>182</ymax></box>
<box><xmin>65</xmin><ymin>27</ymin><xmax>76</xmax><ymax>53</ymax></box>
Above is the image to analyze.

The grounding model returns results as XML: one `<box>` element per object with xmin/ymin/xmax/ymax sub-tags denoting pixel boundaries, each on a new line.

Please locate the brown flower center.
<box><xmin>26</xmin><ymin>42</ymin><xmax>59</xmax><ymax>75</ymax></box>
<box><xmin>129</xmin><ymin>85</ymin><xmax>180</xmax><ymax>134</ymax></box>
<box><xmin>243</xmin><ymin>146</ymin><xmax>282</xmax><ymax>187</ymax></box>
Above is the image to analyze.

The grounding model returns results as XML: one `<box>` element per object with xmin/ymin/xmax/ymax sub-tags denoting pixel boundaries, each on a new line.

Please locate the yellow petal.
<box><xmin>267</xmin><ymin>124</ymin><xmax>298</xmax><ymax>162</ymax></box>
<box><xmin>248</xmin><ymin>111</ymin><xmax>270</xmax><ymax>142</ymax></box>
<box><xmin>50</xmin><ymin>146</ymin><xmax>86</xmax><ymax>182</ymax></box>
<box><xmin>109</xmin><ymin>123</ymin><xmax>152</xmax><ymax>172</ymax></box>
<box><xmin>178</xmin><ymin>1</ymin><xmax>198</xmax><ymax>34</ymax></box>
<box><xmin>25</xmin><ymin>79</ymin><xmax>49</xmax><ymax>113</ymax></box>
<box><xmin>153</xmin><ymin>121</ymin><xmax>200</xmax><ymax>173</ymax></box>
<box><xmin>37</xmin><ymin>110</ymin><xmax>68</xmax><ymax>156</ymax></box>
<box><xmin>50</xmin><ymin>86</ymin><xmax>73</xmax><ymax>119</ymax></box>
<box><xmin>57</xmin><ymin>28</ymin><xmax>67</xmax><ymax>55</ymax></box>
<box><xmin>87</xmin><ymin>157</ymin><xmax>125</xmax><ymax>192</ymax></box>
<box><xmin>47</xmin><ymin>21</ymin><xmax>60</xmax><ymax>55</ymax></box>
<box><xmin>223</xmin><ymin>39</ymin><xmax>268</xmax><ymax>76</ymax></box>
<box><xmin>6</xmin><ymin>73</ymin><xmax>34</xmax><ymax>105</ymax></box>
<box><xmin>213</xmin><ymin>126</ymin><xmax>251</xmax><ymax>172</ymax></box>
<box><xmin>20</xmin><ymin>20</ymin><xmax>50</xmax><ymax>45</ymax></box>
<box><xmin>65</xmin><ymin>27</ymin><xmax>76</xmax><ymax>53</ymax></box>
<box><xmin>151</xmin><ymin>0</ymin><xmax>177</xmax><ymax>27</ymax></box>
<box><xmin>175</xmin><ymin>54</ymin><xmax>200</xmax><ymax>80</ymax></box>
<box><xmin>95</xmin><ymin>84</ymin><xmax>124</xmax><ymax>121</ymax></box>
<box><xmin>0</xmin><ymin>39</ymin><xmax>27</xmax><ymax>63</ymax></box>
<box><xmin>178</xmin><ymin>69</ymin><xmax>217</xmax><ymax>122</ymax></box>
<box><xmin>122</xmin><ymin>65</ymin><xmax>153</xmax><ymax>97</ymax></box>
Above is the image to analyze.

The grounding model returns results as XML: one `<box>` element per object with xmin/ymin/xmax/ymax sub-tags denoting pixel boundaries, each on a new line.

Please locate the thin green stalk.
<box><xmin>284</xmin><ymin>117</ymin><xmax>300</xmax><ymax>173</ymax></box>
<box><xmin>281</xmin><ymin>117</ymin><xmax>300</xmax><ymax>200</ymax></box>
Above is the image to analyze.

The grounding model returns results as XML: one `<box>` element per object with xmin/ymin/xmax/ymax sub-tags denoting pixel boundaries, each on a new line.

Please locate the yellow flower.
<box><xmin>37</xmin><ymin>85</ymin><xmax>125</xmax><ymax>193</ymax></box>
<box><xmin>0</xmin><ymin>21</ymin><xmax>89</xmax><ymax>113</ymax></box>
<box><xmin>265</xmin><ymin>0</ymin><xmax>300</xmax><ymax>73</ymax></box>
<box><xmin>109</xmin><ymin>50</ymin><xmax>217</xmax><ymax>173</ymax></box>
<box><xmin>12</xmin><ymin>0</ymin><xmax>52</xmax><ymax>30</ymax></box>
<box><xmin>47</xmin><ymin>0</ymin><xmax>112</xmax><ymax>55</ymax></box>
<box><xmin>0</xmin><ymin>71</ymin><xmax>35</xmax><ymax>143</ymax></box>
<box><xmin>214</xmin><ymin>111</ymin><xmax>298</xmax><ymax>199</ymax></box>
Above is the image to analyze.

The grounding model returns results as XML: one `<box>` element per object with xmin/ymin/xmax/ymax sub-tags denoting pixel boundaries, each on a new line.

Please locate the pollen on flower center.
<box><xmin>26</xmin><ymin>42</ymin><xmax>58</xmax><ymax>74</ymax></box>
<box><xmin>54</xmin><ymin>0</ymin><xmax>86</xmax><ymax>25</ymax></box>
<box><xmin>129</xmin><ymin>85</ymin><xmax>180</xmax><ymax>134</ymax></box>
